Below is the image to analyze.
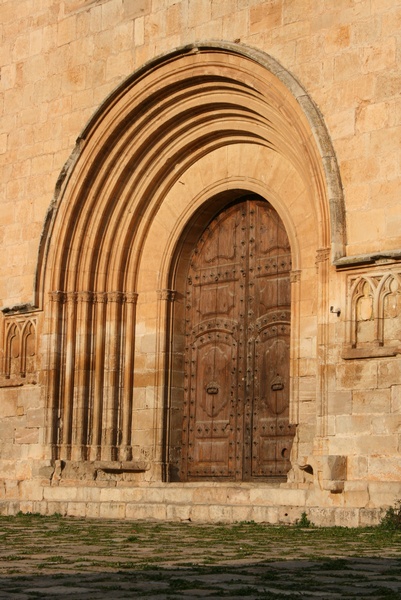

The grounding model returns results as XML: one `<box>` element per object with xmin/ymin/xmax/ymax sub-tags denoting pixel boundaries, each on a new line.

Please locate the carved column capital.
<box><xmin>77</xmin><ymin>291</ymin><xmax>94</xmax><ymax>303</ymax></box>
<box><xmin>49</xmin><ymin>291</ymin><xmax>67</xmax><ymax>303</ymax></box>
<box><xmin>107</xmin><ymin>291</ymin><xmax>125</xmax><ymax>304</ymax></box>
<box><xmin>94</xmin><ymin>292</ymin><xmax>108</xmax><ymax>303</ymax></box>
<box><xmin>125</xmin><ymin>292</ymin><xmax>139</xmax><ymax>304</ymax></box>
<box><xmin>65</xmin><ymin>291</ymin><xmax>78</xmax><ymax>304</ymax></box>
<box><xmin>315</xmin><ymin>247</ymin><xmax>330</xmax><ymax>264</ymax></box>
<box><xmin>290</xmin><ymin>270</ymin><xmax>301</xmax><ymax>283</ymax></box>
<box><xmin>157</xmin><ymin>289</ymin><xmax>176</xmax><ymax>301</ymax></box>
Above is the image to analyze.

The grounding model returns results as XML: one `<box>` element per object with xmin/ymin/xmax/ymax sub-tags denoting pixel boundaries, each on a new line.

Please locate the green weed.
<box><xmin>380</xmin><ymin>501</ymin><xmax>401</xmax><ymax>531</ymax></box>
<box><xmin>296</xmin><ymin>511</ymin><xmax>312</xmax><ymax>528</ymax></box>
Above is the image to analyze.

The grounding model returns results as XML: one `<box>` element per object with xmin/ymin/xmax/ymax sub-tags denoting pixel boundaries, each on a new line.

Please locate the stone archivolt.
<box><xmin>31</xmin><ymin>44</ymin><xmax>344</xmax><ymax>479</ymax></box>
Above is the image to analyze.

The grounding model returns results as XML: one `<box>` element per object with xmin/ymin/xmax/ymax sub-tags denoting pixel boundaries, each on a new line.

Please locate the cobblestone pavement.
<box><xmin>1</xmin><ymin>514</ymin><xmax>401</xmax><ymax>599</ymax></box>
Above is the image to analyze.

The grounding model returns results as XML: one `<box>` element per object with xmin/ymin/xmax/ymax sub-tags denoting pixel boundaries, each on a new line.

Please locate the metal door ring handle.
<box><xmin>206</xmin><ymin>383</ymin><xmax>219</xmax><ymax>395</ymax></box>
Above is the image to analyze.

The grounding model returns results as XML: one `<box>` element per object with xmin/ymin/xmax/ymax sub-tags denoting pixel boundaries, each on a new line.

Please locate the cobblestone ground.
<box><xmin>1</xmin><ymin>514</ymin><xmax>401</xmax><ymax>599</ymax></box>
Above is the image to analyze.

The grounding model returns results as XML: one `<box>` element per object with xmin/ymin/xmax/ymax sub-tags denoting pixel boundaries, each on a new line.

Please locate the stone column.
<box><xmin>120</xmin><ymin>292</ymin><xmax>138</xmax><ymax>461</ymax></box>
<box><xmin>61</xmin><ymin>291</ymin><xmax>78</xmax><ymax>460</ymax></box>
<box><xmin>289</xmin><ymin>270</ymin><xmax>301</xmax><ymax>427</ymax></box>
<box><xmin>89</xmin><ymin>291</ymin><xmax>107</xmax><ymax>461</ymax></box>
<box><xmin>47</xmin><ymin>291</ymin><xmax>66</xmax><ymax>456</ymax></box>
<box><xmin>101</xmin><ymin>291</ymin><xmax>124</xmax><ymax>461</ymax></box>
<box><xmin>315</xmin><ymin>247</ymin><xmax>331</xmax><ymax>446</ymax></box>
<box><xmin>156</xmin><ymin>289</ymin><xmax>176</xmax><ymax>481</ymax></box>
<box><xmin>71</xmin><ymin>291</ymin><xmax>94</xmax><ymax>461</ymax></box>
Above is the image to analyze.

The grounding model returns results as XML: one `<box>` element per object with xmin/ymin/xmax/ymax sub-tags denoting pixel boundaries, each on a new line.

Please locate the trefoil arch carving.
<box><xmin>343</xmin><ymin>269</ymin><xmax>401</xmax><ymax>359</ymax></box>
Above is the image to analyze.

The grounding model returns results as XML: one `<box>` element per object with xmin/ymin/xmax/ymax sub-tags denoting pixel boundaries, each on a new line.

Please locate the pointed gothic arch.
<box><xmin>36</xmin><ymin>43</ymin><xmax>345</xmax><ymax>476</ymax></box>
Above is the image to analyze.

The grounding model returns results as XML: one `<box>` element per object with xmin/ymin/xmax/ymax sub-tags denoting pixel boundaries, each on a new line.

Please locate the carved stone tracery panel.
<box><xmin>1</xmin><ymin>314</ymin><xmax>38</xmax><ymax>383</ymax></box>
<box><xmin>343</xmin><ymin>268</ymin><xmax>401</xmax><ymax>359</ymax></box>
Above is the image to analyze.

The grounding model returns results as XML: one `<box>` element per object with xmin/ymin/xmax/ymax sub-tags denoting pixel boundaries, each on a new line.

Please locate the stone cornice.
<box><xmin>334</xmin><ymin>249</ymin><xmax>401</xmax><ymax>270</ymax></box>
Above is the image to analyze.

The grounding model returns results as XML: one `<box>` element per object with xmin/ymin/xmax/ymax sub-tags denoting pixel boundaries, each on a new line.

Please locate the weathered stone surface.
<box><xmin>0</xmin><ymin>0</ymin><xmax>401</xmax><ymax>525</ymax></box>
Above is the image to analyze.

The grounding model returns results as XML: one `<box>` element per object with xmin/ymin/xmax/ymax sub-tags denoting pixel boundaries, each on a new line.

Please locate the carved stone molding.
<box><xmin>46</xmin><ymin>288</ymin><xmax>140</xmax><ymax>463</ymax></box>
<box><xmin>157</xmin><ymin>289</ymin><xmax>176</xmax><ymax>301</ymax></box>
<box><xmin>1</xmin><ymin>314</ymin><xmax>37</xmax><ymax>382</ymax></box>
<box><xmin>290</xmin><ymin>270</ymin><xmax>301</xmax><ymax>283</ymax></box>
<box><xmin>335</xmin><ymin>249</ymin><xmax>401</xmax><ymax>269</ymax></box>
<box><xmin>315</xmin><ymin>247</ymin><xmax>330</xmax><ymax>264</ymax></box>
<box><xmin>125</xmin><ymin>292</ymin><xmax>139</xmax><ymax>304</ymax></box>
<box><xmin>94</xmin><ymin>292</ymin><xmax>108</xmax><ymax>303</ymax></box>
<box><xmin>49</xmin><ymin>290</ymin><xmax>138</xmax><ymax>304</ymax></box>
<box><xmin>77</xmin><ymin>291</ymin><xmax>94</xmax><ymax>303</ymax></box>
<box><xmin>107</xmin><ymin>291</ymin><xmax>125</xmax><ymax>303</ymax></box>
<box><xmin>66</xmin><ymin>291</ymin><xmax>78</xmax><ymax>304</ymax></box>
<box><xmin>343</xmin><ymin>268</ymin><xmax>401</xmax><ymax>359</ymax></box>
<box><xmin>49</xmin><ymin>291</ymin><xmax>67</xmax><ymax>303</ymax></box>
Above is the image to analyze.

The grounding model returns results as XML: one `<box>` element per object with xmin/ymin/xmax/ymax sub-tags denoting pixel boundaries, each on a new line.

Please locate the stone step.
<box><xmin>0</xmin><ymin>481</ymin><xmax>382</xmax><ymax>527</ymax></box>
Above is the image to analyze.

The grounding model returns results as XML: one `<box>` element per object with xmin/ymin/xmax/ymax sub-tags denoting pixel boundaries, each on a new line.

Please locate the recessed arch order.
<box><xmin>37</xmin><ymin>42</ymin><xmax>345</xmax><ymax>469</ymax></box>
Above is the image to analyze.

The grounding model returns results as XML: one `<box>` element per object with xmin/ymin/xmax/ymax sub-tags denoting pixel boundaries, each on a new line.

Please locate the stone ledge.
<box><xmin>94</xmin><ymin>461</ymin><xmax>150</xmax><ymax>473</ymax></box>
<box><xmin>334</xmin><ymin>250</ymin><xmax>401</xmax><ymax>269</ymax></box>
<box><xmin>0</xmin><ymin>499</ymin><xmax>384</xmax><ymax>527</ymax></box>
<box><xmin>342</xmin><ymin>346</ymin><xmax>399</xmax><ymax>360</ymax></box>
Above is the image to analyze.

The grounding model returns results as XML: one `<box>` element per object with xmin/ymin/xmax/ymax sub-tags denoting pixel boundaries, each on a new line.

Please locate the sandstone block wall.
<box><xmin>1</xmin><ymin>0</ymin><xmax>401</xmax><ymax>521</ymax></box>
<box><xmin>1</xmin><ymin>0</ymin><xmax>400</xmax><ymax>307</ymax></box>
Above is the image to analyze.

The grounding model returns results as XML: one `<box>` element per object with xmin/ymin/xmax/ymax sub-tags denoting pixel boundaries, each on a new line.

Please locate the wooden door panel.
<box><xmin>182</xmin><ymin>331</ymin><xmax>238</xmax><ymax>480</ymax></box>
<box><xmin>252</xmin><ymin>425</ymin><xmax>293</xmax><ymax>477</ymax></box>
<box><xmin>197</xmin><ymin>283</ymin><xmax>236</xmax><ymax>319</ymax></box>
<box><xmin>252</xmin><ymin>327</ymin><xmax>293</xmax><ymax>477</ymax></box>
<box><xmin>256</xmin><ymin>273</ymin><xmax>291</xmax><ymax>312</ymax></box>
<box><xmin>255</xmin><ymin>201</ymin><xmax>291</xmax><ymax>257</ymax></box>
<box><xmin>182</xmin><ymin>203</ymin><xmax>244</xmax><ymax>480</ymax></box>
<box><xmin>194</xmin><ymin>436</ymin><xmax>229</xmax><ymax>467</ymax></box>
<box><xmin>181</xmin><ymin>197</ymin><xmax>294</xmax><ymax>481</ymax></box>
<box><xmin>203</xmin><ymin>217</ymin><xmax>237</xmax><ymax>263</ymax></box>
<box><xmin>256</xmin><ymin>333</ymin><xmax>290</xmax><ymax>416</ymax></box>
<box><xmin>196</xmin><ymin>340</ymin><xmax>234</xmax><ymax>418</ymax></box>
<box><xmin>249</xmin><ymin>199</ymin><xmax>293</xmax><ymax>478</ymax></box>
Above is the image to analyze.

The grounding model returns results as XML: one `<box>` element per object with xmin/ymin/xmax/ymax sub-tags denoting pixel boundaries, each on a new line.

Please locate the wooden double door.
<box><xmin>180</xmin><ymin>197</ymin><xmax>295</xmax><ymax>481</ymax></box>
